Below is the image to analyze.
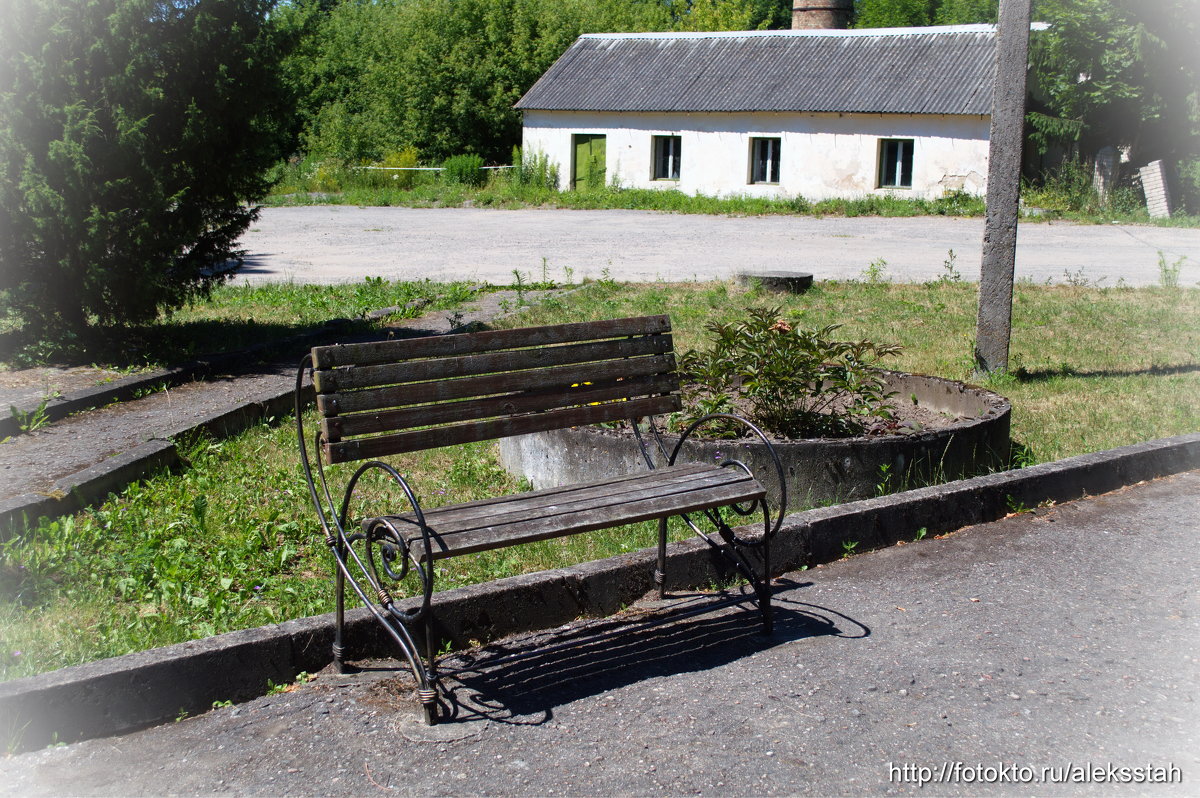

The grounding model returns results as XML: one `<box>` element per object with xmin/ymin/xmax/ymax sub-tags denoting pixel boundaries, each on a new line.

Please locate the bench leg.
<box><xmin>333</xmin><ymin>540</ymin><xmax>347</xmax><ymax>674</ymax></box>
<box><xmin>760</xmin><ymin>514</ymin><xmax>773</xmax><ymax>635</ymax></box>
<box><xmin>419</xmin><ymin>604</ymin><xmax>440</xmax><ymax>725</ymax></box>
<box><xmin>656</xmin><ymin>517</ymin><xmax>668</xmax><ymax>599</ymax></box>
<box><xmin>706</xmin><ymin>508</ymin><xmax>774</xmax><ymax>636</ymax></box>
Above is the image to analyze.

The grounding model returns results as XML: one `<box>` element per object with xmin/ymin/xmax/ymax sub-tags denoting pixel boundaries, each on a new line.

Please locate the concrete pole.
<box><xmin>975</xmin><ymin>0</ymin><xmax>1032</xmax><ymax>374</ymax></box>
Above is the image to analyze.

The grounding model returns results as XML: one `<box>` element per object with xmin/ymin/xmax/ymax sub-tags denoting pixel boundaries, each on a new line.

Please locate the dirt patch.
<box><xmin>665</xmin><ymin>387</ymin><xmax>964</xmax><ymax>443</ymax></box>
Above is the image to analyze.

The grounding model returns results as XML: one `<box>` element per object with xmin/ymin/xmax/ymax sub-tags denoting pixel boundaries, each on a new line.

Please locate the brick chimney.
<box><xmin>792</xmin><ymin>0</ymin><xmax>853</xmax><ymax>30</ymax></box>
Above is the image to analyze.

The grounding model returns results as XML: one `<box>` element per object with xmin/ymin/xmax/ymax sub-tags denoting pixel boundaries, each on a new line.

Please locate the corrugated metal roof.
<box><xmin>516</xmin><ymin>27</ymin><xmax>997</xmax><ymax>116</ymax></box>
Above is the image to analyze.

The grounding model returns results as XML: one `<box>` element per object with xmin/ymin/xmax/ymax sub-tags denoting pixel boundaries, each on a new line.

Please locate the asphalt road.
<box><xmin>5</xmin><ymin>471</ymin><xmax>1196</xmax><ymax>796</ymax></box>
<box><xmin>234</xmin><ymin>206</ymin><xmax>1200</xmax><ymax>287</ymax></box>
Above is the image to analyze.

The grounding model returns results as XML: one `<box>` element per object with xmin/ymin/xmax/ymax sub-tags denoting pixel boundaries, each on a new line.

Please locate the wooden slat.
<box><xmin>312</xmin><ymin>315</ymin><xmax>671</xmax><ymax>370</ymax></box>
<box><xmin>317</xmin><ymin>353</ymin><xmax>676</xmax><ymax>417</ymax></box>
<box><xmin>418</xmin><ymin>466</ymin><xmax>746</xmax><ymax>533</ymax></box>
<box><xmin>323</xmin><ymin>394</ymin><xmax>679</xmax><ymax>464</ymax></box>
<box><xmin>410</xmin><ymin>475</ymin><xmax>763</xmax><ymax>560</ymax></box>
<box><xmin>314</xmin><ymin>334</ymin><xmax>672</xmax><ymax>395</ymax></box>
<box><xmin>323</xmin><ymin>373</ymin><xmax>679</xmax><ymax>440</ymax></box>
<box><xmin>398</xmin><ymin>461</ymin><xmax>715</xmax><ymax>519</ymax></box>
<box><xmin>416</xmin><ymin>462</ymin><xmax>716</xmax><ymax>525</ymax></box>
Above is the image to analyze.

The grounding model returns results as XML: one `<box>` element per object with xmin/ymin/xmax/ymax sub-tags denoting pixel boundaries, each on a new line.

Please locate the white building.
<box><xmin>516</xmin><ymin>25</ymin><xmax>1001</xmax><ymax>201</ymax></box>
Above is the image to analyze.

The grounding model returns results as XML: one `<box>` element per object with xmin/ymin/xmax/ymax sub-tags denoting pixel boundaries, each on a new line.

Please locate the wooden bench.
<box><xmin>295</xmin><ymin>315</ymin><xmax>784</xmax><ymax>724</ymax></box>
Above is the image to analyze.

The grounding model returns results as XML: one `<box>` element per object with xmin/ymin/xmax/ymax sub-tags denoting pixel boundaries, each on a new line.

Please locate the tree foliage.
<box><xmin>855</xmin><ymin>1</ymin><xmax>1198</xmax><ymax>161</ymax></box>
<box><xmin>1028</xmin><ymin>0</ymin><xmax>1199</xmax><ymax>165</ymax></box>
<box><xmin>280</xmin><ymin>0</ymin><xmax>793</xmax><ymax>165</ymax></box>
<box><xmin>0</xmin><ymin>0</ymin><xmax>293</xmax><ymax>340</ymax></box>
<box><xmin>852</xmin><ymin>0</ymin><xmax>996</xmax><ymax>26</ymax></box>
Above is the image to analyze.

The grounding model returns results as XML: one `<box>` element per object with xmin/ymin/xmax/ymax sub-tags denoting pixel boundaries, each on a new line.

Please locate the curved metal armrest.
<box><xmin>668</xmin><ymin>413</ymin><xmax>787</xmax><ymax>539</ymax></box>
<box><xmin>296</xmin><ymin>353</ymin><xmax>341</xmax><ymax>544</ymax></box>
<box><xmin>343</xmin><ymin>461</ymin><xmax>434</xmax><ymax>625</ymax></box>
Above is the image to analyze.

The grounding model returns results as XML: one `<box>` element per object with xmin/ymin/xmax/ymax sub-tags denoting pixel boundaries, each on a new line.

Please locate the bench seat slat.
<box><xmin>314</xmin><ymin>335</ymin><xmax>672</xmax><ymax>394</ymax></box>
<box><xmin>313</xmin><ymin>315</ymin><xmax>671</xmax><ymax>370</ymax></box>
<box><xmin>418</xmin><ymin>464</ymin><xmax>733</xmax><ymax>531</ymax></box>
<box><xmin>318</xmin><ymin>354</ymin><xmax>677</xmax><ymax>417</ymax></box>
<box><xmin>324</xmin><ymin>395</ymin><xmax>680</xmax><ymax>463</ymax></box>
<box><xmin>391</xmin><ymin>461</ymin><xmax>715</xmax><ymax>520</ymax></box>
<box><xmin>378</xmin><ymin>464</ymin><xmax>764</xmax><ymax>560</ymax></box>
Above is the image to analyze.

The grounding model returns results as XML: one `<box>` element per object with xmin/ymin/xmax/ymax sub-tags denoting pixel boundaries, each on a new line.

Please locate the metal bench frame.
<box><xmin>295</xmin><ymin>315</ymin><xmax>785</xmax><ymax>724</ymax></box>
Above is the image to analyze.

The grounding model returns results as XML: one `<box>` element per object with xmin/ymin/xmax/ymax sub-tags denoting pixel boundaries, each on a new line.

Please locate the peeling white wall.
<box><xmin>521</xmin><ymin>110</ymin><xmax>990</xmax><ymax>201</ymax></box>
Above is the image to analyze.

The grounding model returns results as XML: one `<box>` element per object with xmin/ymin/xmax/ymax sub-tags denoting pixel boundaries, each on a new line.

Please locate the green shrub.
<box><xmin>511</xmin><ymin>146</ymin><xmax>560</xmax><ymax>190</ymax></box>
<box><xmin>365</xmin><ymin>146</ymin><xmax>421</xmax><ymax>190</ymax></box>
<box><xmin>1022</xmin><ymin>159</ymin><xmax>1151</xmax><ymax>218</ymax></box>
<box><xmin>1023</xmin><ymin>159</ymin><xmax>1108</xmax><ymax>214</ymax></box>
<box><xmin>1179</xmin><ymin>157</ymin><xmax>1200</xmax><ymax>214</ymax></box>
<box><xmin>442</xmin><ymin>154</ymin><xmax>486</xmax><ymax>187</ymax></box>
<box><xmin>676</xmin><ymin>307</ymin><xmax>902</xmax><ymax>439</ymax></box>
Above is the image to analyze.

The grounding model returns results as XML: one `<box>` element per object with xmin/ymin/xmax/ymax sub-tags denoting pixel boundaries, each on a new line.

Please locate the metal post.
<box><xmin>975</xmin><ymin>0</ymin><xmax>1032</xmax><ymax>374</ymax></box>
<box><xmin>333</xmin><ymin>544</ymin><xmax>347</xmax><ymax>673</ymax></box>
<box><xmin>656</xmin><ymin>518</ymin><xmax>668</xmax><ymax>599</ymax></box>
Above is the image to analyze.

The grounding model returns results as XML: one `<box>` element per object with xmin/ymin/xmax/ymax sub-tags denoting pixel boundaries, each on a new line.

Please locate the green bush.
<box><xmin>1022</xmin><ymin>159</ymin><xmax>1150</xmax><ymax>217</ymax></box>
<box><xmin>511</xmin><ymin>146</ymin><xmax>560</xmax><ymax>190</ymax></box>
<box><xmin>1176</xmin><ymin>157</ymin><xmax>1200</xmax><ymax>214</ymax></box>
<box><xmin>1023</xmin><ymin>159</ymin><xmax>1103</xmax><ymax>213</ymax></box>
<box><xmin>364</xmin><ymin>147</ymin><xmax>421</xmax><ymax>190</ymax></box>
<box><xmin>442</xmin><ymin>154</ymin><xmax>486</xmax><ymax>187</ymax></box>
<box><xmin>676</xmin><ymin>307</ymin><xmax>902</xmax><ymax>439</ymax></box>
<box><xmin>0</xmin><ymin>0</ymin><xmax>292</xmax><ymax>341</ymax></box>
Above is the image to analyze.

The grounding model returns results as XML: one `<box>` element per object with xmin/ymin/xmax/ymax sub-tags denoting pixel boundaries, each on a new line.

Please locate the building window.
<box><xmin>653</xmin><ymin>135</ymin><xmax>681</xmax><ymax>180</ymax></box>
<box><xmin>750</xmin><ymin>137</ymin><xmax>781</xmax><ymax>184</ymax></box>
<box><xmin>878</xmin><ymin>138</ymin><xmax>913</xmax><ymax>188</ymax></box>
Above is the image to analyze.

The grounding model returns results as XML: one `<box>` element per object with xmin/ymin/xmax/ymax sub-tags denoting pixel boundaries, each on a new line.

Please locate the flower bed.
<box><xmin>499</xmin><ymin>371</ymin><xmax>1011</xmax><ymax>509</ymax></box>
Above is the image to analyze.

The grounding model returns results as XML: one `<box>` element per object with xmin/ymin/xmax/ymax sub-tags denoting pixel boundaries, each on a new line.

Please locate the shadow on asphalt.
<box><xmin>425</xmin><ymin>583</ymin><xmax>870</xmax><ymax>726</ymax></box>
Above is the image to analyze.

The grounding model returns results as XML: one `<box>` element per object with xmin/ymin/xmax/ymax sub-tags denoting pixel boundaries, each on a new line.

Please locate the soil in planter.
<box><xmin>667</xmin><ymin>391</ymin><xmax>966</xmax><ymax>443</ymax></box>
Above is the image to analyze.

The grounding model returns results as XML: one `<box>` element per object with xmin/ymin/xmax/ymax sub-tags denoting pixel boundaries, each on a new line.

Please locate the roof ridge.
<box><xmin>578</xmin><ymin>24</ymin><xmax>1001</xmax><ymax>41</ymax></box>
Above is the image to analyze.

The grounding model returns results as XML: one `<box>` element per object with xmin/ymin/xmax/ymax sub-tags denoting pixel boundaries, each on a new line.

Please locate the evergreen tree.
<box><xmin>0</xmin><ymin>0</ymin><xmax>293</xmax><ymax>341</ymax></box>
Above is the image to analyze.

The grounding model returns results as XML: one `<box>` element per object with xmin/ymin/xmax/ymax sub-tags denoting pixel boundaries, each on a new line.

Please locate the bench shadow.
<box><xmin>428</xmin><ymin>582</ymin><xmax>869</xmax><ymax>727</ymax></box>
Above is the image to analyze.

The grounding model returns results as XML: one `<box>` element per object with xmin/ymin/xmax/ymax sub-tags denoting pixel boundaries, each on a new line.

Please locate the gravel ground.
<box><xmin>234</xmin><ymin>206</ymin><xmax>1200</xmax><ymax>287</ymax></box>
<box><xmin>3</xmin><ymin>471</ymin><xmax>1195</xmax><ymax>796</ymax></box>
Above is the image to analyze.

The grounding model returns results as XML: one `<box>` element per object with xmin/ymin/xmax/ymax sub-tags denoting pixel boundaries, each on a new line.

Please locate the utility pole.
<box><xmin>975</xmin><ymin>0</ymin><xmax>1032</xmax><ymax>374</ymax></box>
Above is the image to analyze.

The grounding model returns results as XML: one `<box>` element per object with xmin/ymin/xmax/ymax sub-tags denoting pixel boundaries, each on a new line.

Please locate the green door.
<box><xmin>572</xmin><ymin>134</ymin><xmax>606</xmax><ymax>190</ymax></box>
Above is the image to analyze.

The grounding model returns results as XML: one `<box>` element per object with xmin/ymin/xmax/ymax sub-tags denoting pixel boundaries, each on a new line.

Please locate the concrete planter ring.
<box><xmin>499</xmin><ymin>371</ymin><xmax>1012</xmax><ymax>510</ymax></box>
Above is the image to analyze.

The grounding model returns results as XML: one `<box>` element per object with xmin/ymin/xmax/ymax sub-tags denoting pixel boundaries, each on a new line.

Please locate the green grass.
<box><xmin>512</xmin><ymin>279</ymin><xmax>1199</xmax><ymax>463</ymax></box>
<box><xmin>0</xmin><ymin>421</ymin><xmax>684</xmax><ymax>681</ymax></box>
<box><xmin>1</xmin><ymin>279</ymin><xmax>483</xmax><ymax>369</ymax></box>
<box><xmin>263</xmin><ymin>158</ymin><xmax>1200</xmax><ymax>227</ymax></box>
<box><xmin>2</xmin><ymin>278</ymin><xmax>1197</xmax><ymax>681</ymax></box>
<box><xmin>265</xmin><ymin>177</ymin><xmax>987</xmax><ymax>219</ymax></box>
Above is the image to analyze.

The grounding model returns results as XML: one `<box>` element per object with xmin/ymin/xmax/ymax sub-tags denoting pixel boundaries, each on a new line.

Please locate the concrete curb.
<box><xmin>0</xmin><ymin>441</ymin><xmax>181</xmax><ymax>539</ymax></box>
<box><xmin>2</xmin><ymin>432</ymin><xmax>1197</xmax><ymax>752</ymax></box>
<box><xmin>0</xmin><ymin>321</ymin><xmax>353</xmax><ymax>441</ymax></box>
<box><xmin>0</xmin><ymin>385</ymin><xmax>313</xmax><ymax>540</ymax></box>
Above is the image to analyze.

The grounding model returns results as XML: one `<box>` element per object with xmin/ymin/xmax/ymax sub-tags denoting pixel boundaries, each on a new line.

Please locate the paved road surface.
<box><xmin>235</xmin><ymin>206</ymin><xmax>1200</xmax><ymax>287</ymax></box>
<box><xmin>4</xmin><ymin>471</ymin><xmax>1196</xmax><ymax>796</ymax></box>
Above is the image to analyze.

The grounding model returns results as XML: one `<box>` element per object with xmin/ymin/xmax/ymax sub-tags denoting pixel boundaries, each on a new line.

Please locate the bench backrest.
<box><xmin>310</xmin><ymin>315</ymin><xmax>681</xmax><ymax>465</ymax></box>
